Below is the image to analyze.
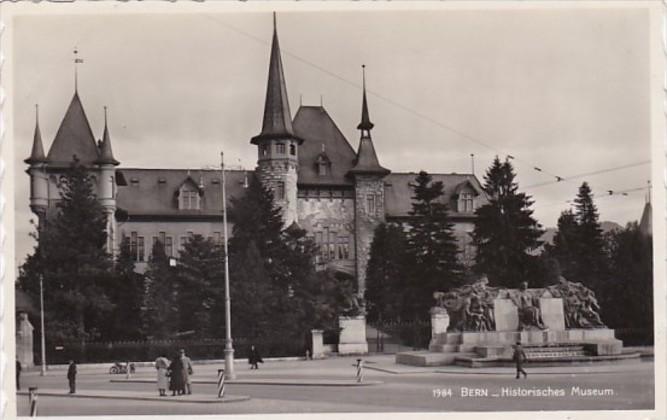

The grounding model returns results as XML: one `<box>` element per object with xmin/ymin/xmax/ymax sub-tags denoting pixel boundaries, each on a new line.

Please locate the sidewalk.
<box><xmin>16</xmin><ymin>389</ymin><xmax>250</xmax><ymax>404</ymax></box>
<box><xmin>111</xmin><ymin>378</ymin><xmax>382</xmax><ymax>387</ymax></box>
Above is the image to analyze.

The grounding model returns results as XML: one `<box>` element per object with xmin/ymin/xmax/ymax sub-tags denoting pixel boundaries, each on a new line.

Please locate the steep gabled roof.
<box><xmin>384</xmin><ymin>172</ymin><xmax>488</xmax><ymax>218</ymax></box>
<box><xmin>47</xmin><ymin>92</ymin><xmax>99</xmax><ymax>166</ymax></box>
<box><xmin>294</xmin><ymin>106</ymin><xmax>357</xmax><ymax>186</ymax></box>
<box><xmin>348</xmin><ymin>137</ymin><xmax>390</xmax><ymax>176</ymax></box>
<box><xmin>251</xmin><ymin>14</ymin><xmax>302</xmax><ymax>145</ymax></box>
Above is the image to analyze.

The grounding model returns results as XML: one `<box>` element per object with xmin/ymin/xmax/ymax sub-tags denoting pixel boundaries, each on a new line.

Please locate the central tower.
<box><xmin>251</xmin><ymin>13</ymin><xmax>303</xmax><ymax>226</ymax></box>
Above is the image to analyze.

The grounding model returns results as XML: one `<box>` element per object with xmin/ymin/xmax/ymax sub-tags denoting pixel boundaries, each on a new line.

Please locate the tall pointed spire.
<box><xmin>25</xmin><ymin>104</ymin><xmax>47</xmax><ymax>164</ymax></box>
<box><xmin>357</xmin><ymin>64</ymin><xmax>374</xmax><ymax>134</ymax></box>
<box><xmin>349</xmin><ymin>65</ymin><xmax>389</xmax><ymax>176</ymax></box>
<box><xmin>251</xmin><ymin>12</ymin><xmax>303</xmax><ymax>144</ymax></box>
<box><xmin>96</xmin><ymin>106</ymin><xmax>119</xmax><ymax>166</ymax></box>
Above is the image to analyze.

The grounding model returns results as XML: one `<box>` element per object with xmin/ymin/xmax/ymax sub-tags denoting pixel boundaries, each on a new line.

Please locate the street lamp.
<box><xmin>39</xmin><ymin>274</ymin><xmax>46</xmax><ymax>376</ymax></box>
<box><xmin>221</xmin><ymin>152</ymin><xmax>235</xmax><ymax>379</ymax></box>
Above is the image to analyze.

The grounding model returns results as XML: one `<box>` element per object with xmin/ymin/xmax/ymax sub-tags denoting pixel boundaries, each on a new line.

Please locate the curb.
<box><xmin>111</xmin><ymin>378</ymin><xmax>383</xmax><ymax>387</ymax></box>
<box><xmin>17</xmin><ymin>390</ymin><xmax>250</xmax><ymax>404</ymax></box>
<box><xmin>35</xmin><ymin>356</ymin><xmax>305</xmax><ymax>371</ymax></box>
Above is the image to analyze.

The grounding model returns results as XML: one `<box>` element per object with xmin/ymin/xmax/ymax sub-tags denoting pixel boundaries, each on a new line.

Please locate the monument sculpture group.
<box><xmin>398</xmin><ymin>275</ymin><xmax>632</xmax><ymax>367</ymax></box>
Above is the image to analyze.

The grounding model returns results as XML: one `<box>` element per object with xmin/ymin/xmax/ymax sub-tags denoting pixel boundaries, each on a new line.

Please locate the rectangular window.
<box><xmin>165</xmin><ymin>237</ymin><xmax>173</xmax><ymax>257</ymax></box>
<box><xmin>179</xmin><ymin>236</ymin><xmax>187</xmax><ymax>251</ymax></box>
<box><xmin>277</xmin><ymin>143</ymin><xmax>286</xmax><ymax>154</ymax></box>
<box><xmin>159</xmin><ymin>231</ymin><xmax>166</xmax><ymax>245</ymax></box>
<box><xmin>260</xmin><ymin>144</ymin><xmax>268</xmax><ymax>157</ymax></box>
<box><xmin>276</xmin><ymin>182</ymin><xmax>285</xmax><ymax>200</ymax></box>
<box><xmin>289</xmin><ymin>143</ymin><xmax>296</xmax><ymax>156</ymax></box>
<box><xmin>337</xmin><ymin>235</ymin><xmax>350</xmax><ymax>260</ymax></box>
<box><xmin>137</xmin><ymin>237</ymin><xmax>145</xmax><ymax>262</ymax></box>
<box><xmin>214</xmin><ymin>232</ymin><xmax>221</xmax><ymax>244</ymax></box>
<box><xmin>367</xmin><ymin>194</ymin><xmax>375</xmax><ymax>215</ymax></box>
<box><xmin>460</xmin><ymin>192</ymin><xmax>474</xmax><ymax>213</ymax></box>
<box><xmin>152</xmin><ymin>236</ymin><xmax>158</xmax><ymax>249</ymax></box>
<box><xmin>130</xmin><ymin>232</ymin><xmax>138</xmax><ymax>261</ymax></box>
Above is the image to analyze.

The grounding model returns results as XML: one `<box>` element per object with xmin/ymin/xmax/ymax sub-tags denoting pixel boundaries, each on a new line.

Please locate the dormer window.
<box><xmin>179</xmin><ymin>183</ymin><xmax>201</xmax><ymax>210</ymax></box>
<box><xmin>459</xmin><ymin>192</ymin><xmax>474</xmax><ymax>213</ymax></box>
<box><xmin>318</xmin><ymin>162</ymin><xmax>328</xmax><ymax>176</ymax></box>
<box><xmin>316</xmin><ymin>152</ymin><xmax>331</xmax><ymax>177</ymax></box>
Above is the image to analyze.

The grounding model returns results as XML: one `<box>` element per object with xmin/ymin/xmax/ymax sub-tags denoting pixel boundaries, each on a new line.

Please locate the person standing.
<box><xmin>248</xmin><ymin>345</ymin><xmax>263</xmax><ymax>370</ymax></box>
<box><xmin>67</xmin><ymin>360</ymin><xmax>77</xmax><ymax>394</ymax></box>
<box><xmin>179</xmin><ymin>349</ymin><xmax>194</xmax><ymax>395</ymax></box>
<box><xmin>154</xmin><ymin>354</ymin><xmax>169</xmax><ymax>396</ymax></box>
<box><xmin>16</xmin><ymin>360</ymin><xmax>22</xmax><ymax>391</ymax></box>
<box><xmin>168</xmin><ymin>353</ymin><xmax>185</xmax><ymax>396</ymax></box>
<box><xmin>513</xmin><ymin>341</ymin><xmax>528</xmax><ymax>379</ymax></box>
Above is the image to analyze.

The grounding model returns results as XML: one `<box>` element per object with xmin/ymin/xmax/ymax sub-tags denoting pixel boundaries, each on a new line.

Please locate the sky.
<box><xmin>12</xmin><ymin>7</ymin><xmax>654</xmax><ymax>265</ymax></box>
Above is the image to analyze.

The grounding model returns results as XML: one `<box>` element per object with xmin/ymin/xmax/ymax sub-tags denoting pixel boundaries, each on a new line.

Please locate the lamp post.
<box><xmin>39</xmin><ymin>275</ymin><xmax>46</xmax><ymax>376</ymax></box>
<box><xmin>221</xmin><ymin>152</ymin><xmax>235</xmax><ymax>379</ymax></box>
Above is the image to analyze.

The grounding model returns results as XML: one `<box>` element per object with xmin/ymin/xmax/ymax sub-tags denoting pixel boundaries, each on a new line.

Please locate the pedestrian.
<box><xmin>513</xmin><ymin>341</ymin><xmax>528</xmax><ymax>379</ymax></box>
<box><xmin>168</xmin><ymin>352</ymin><xmax>185</xmax><ymax>396</ymax></box>
<box><xmin>16</xmin><ymin>360</ymin><xmax>22</xmax><ymax>391</ymax></box>
<box><xmin>155</xmin><ymin>353</ymin><xmax>169</xmax><ymax>396</ymax></box>
<box><xmin>67</xmin><ymin>360</ymin><xmax>77</xmax><ymax>394</ymax></box>
<box><xmin>248</xmin><ymin>345</ymin><xmax>263</xmax><ymax>370</ymax></box>
<box><xmin>179</xmin><ymin>349</ymin><xmax>194</xmax><ymax>395</ymax></box>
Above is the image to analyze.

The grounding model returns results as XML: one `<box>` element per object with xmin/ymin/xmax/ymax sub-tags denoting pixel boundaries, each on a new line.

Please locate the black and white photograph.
<box><xmin>2</xmin><ymin>1</ymin><xmax>665</xmax><ymax>419</ymax></box>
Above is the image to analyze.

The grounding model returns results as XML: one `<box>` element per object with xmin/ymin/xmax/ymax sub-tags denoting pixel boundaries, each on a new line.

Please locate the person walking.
<box><xmin>16</xmin><ymin>360</ymin><xmax>22</xmax><ymax>391</ymax></box>
<box><xmin>513</xmin><ymin>341</ymin><xmax>528</xmax><ymax>379</ymax></box>
<box><xmin>155</xmin><ymin>354</ymin><xmax>169</xmax><ymax>396</ymax></box>
<box><xmin>67</xmin><ymin>360</ymin><xmax>77</xmax><ymax>394</ymax></box>
<box><xmin>179</xmin><ymin>349</ymin><xmax>194</xmax><ymax>395</ymax></box>
<box><xmin>248</xmin><ymin>345</ymin><xmax>263</xmax><ymax>370</ymax></box>
<box><xmin>168</xmin><ymin>353</ymin><xmax>185</xmax><ymax>396</ymax></box>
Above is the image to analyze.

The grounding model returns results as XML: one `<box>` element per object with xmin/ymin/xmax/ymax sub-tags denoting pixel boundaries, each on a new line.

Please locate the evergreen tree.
<box><xmin>548</xmin><ymin>209</ymin><xmax>580</xmax><ymax>279</ymax></box>
<box><xmin>17</xmin><ymin>158</ymin><xmax>114</xmax><ymax>343</ymax></box>
<box><xmin>365</xmin><ymin>222</ymin><xmax>409</xmax><ymax>323</ymax></box>
<box><xmin>105</xmin><ymin>237</ymin><xmax>144</xmax><ymax>340</ymax></box>
<box><xmin>405</xmin><ymin>171</ymin><xmax>463</xmax><ymax>319</ymax></box>
<box><xmin>572</xmin><ymin>182</ymin><xmax>607</xmax><ymax>289</ymax></box>
<box><xmin>174</xmin><ymin>235</ymin><xmax>224</xmax><ymax>338</ymax></box>
<box><xmin>472</xmin><ymin>157</ymin><xmax>544</xmax><ymax>288</ymax></box>
<box><xmin>603</xmin><ymin>223</ymin><xmax>653</xmax><ymax>344</ymax></box>
<box><xmin>141</xmin><ymin>241</ymin><xmax>179</xmax><ymax>339</ymax></box>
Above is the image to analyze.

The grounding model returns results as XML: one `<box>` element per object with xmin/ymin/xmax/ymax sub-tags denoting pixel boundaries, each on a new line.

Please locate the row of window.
<box><xmin>259</xmin><ymin>142</ymin><xmax>296</xmax><ymax>157</ymax></box>
<box><xmin>128</xmin><ymin>231</ymin><xmax>222</xmax><ymax>262</ymax></box>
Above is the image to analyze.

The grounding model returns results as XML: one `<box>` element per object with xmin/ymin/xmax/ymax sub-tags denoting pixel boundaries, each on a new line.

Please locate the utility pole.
<box><xmin>221</xmin><ymin>152</ymin><xmax>235</xmax><ymax>379</ymax></box>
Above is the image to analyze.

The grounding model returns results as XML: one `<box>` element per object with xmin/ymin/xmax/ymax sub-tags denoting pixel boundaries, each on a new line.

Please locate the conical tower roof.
<box><xmin>251</xmin><ymin>13</ymin><xmax>303</xmax><ymax>145</ymax></box>
<box><xmin>349</xmin><ymin>66</ymin><xmax>389</xmax><ymax>176</ymax></box>
<box><xmin>47</xmin><ymin>91</ymin><xmax>99</xmax><ymax>166</ymax></box>
<box><xmin>25</xmin><ymin>105</ymin><xmax>47</xmax><ymax>164</ymax></box>
<box><xmin>96</xmin><ymin>107</ymin><xmax>119</xmax><ymax>166</ymax></box>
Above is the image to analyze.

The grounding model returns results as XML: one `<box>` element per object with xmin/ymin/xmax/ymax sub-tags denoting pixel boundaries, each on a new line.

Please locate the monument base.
<box><xmin>338</xmin><ymin>315</ymin><xmax>368</xmax><ymax>356</ymax></box>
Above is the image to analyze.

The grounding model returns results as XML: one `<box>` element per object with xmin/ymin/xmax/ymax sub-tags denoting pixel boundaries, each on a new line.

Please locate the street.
<box><xmin>15</xmin><ymin>355</ymin><xmax>654</xmax><ymax>416</ymax></box>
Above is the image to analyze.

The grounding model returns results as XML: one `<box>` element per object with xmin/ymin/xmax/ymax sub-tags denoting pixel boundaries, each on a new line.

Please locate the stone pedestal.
<box><xmin>539</xmin><ymin>298</ymin><xmax>565</xmax><ymax>331</ymax></box>
<box><xmin>16</xmin><ymin>312</ymin><xmax>34</xmax><ymax>368</ymax></box>
<box><xmin>338</xmin><ymin>316</ymin><xmax>368</xmax><ymax>355</ymax></box>
<box><xmin>493</xmin><ymin>299</ymin><xmax>519</xmax><ymax>331</ymax></box>
<box><xmin>311</xmin><ymin>329</ymin><xmax>326</xmax><ymax>359</ymax></box>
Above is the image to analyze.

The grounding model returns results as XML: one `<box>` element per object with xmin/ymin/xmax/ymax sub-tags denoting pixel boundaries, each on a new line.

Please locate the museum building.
<box><xmin>25</xmin><ymin>18</ymin><xmax>488</xmax><ymax>294</ymax></box>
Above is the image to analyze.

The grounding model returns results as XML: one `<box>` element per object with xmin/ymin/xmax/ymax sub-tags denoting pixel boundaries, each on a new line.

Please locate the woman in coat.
<box><xmin>168</xmin><ymin>353</ymin><xmax>185</xmax><ymax>395</ymax></box>
<box><xmin>154</xmin><ymin>354</ymin><xmax>169</xmax><ymax>396</ymax></box>
<box><xmin>248</xmin><ymin>345</ymin><xmax>263</xmax><ymax>370</ymax></box>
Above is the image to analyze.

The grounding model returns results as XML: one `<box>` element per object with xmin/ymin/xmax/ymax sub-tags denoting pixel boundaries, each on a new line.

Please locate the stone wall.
<box><xmin>298</xmin><ymin>196</ymin><xmax>356</xmax><ymax>272</ymax></box>
<box><xmin>256</xmin><ymin>160</ymin><xmax>298</xmax><ymax>226</ymax></box>
<box><xmin>353</xmin><ymin>176</ymin><xmax>386</xmax><ymax>294</ymax></box>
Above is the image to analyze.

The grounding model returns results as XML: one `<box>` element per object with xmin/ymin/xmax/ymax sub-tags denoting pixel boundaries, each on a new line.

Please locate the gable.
<box><xmin>294</xmin><ymin>106</ymin><xmax>357</xmax><ymax>186</ymax></box>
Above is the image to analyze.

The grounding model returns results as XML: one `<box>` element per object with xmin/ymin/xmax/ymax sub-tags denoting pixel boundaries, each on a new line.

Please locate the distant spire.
<box><xmin>357</xmin><ymin>64</ymin><xmax>374</xmax><ymax>134</ymax></box>
<box><xmin>96</xmin><ymin>106</ymin><xmax>119</xmax><ymax>166</ymax></box>
<box><xmin>251</xmin><ymin>12</ymin><xmax>303</xmax><ymax>145</ymax></box>
<box><xmin>25</xmin><ymin>104</ymin><xmax>47</xmax><ymax>164</ymax></box>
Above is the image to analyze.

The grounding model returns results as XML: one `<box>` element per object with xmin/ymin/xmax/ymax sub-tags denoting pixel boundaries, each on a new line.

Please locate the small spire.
<box><xmin>73</xmin><ymin>47</ymin><xmax>84</xmax><ymax>92</ymax></box>
<box><xmin>25</xmin><ymin>104</ymin><xmax>47</xmax><ymax>164</ymax></box>
<box><xmin>96</xmin><ymin>106</ymin><xmax>119</xmax><ymax>166</ymax></box>
<box><xmin>357</xmin><ymin>64</ymin><xmax>374</xmax><ymax>134</ymax></box>
<box><xmin>273</xmin><ymin>11</ymin><xmax>277</xmax><ymax>32</ymax></box>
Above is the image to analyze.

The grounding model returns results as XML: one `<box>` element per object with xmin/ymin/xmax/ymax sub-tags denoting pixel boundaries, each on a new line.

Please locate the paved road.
<box><xmin>15</xmin><ymin>355</ymin><xmax>655</xmax><ymax>416</ymax></box>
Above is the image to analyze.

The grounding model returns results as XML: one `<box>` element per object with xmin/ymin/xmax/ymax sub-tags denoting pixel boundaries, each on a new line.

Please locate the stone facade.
<box><xmin>352</xmin><ymin>176</ymin><xmax>386</xmax><ymax>294</ymax></box>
